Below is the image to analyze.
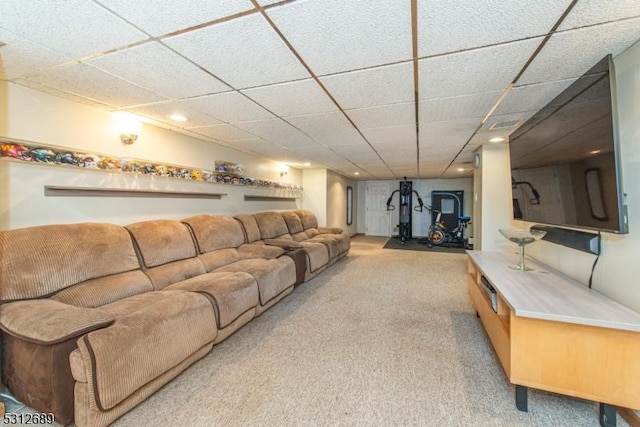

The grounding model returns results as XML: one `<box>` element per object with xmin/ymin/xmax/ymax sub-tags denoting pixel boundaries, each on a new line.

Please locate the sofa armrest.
<box><xmin>263</xmin><ymin>238</ymin><xmax>303</xmax><ymax>250</ymax></box>
<box><xmin>317</xmin><ymin>227</ymin><xmax>344</xmax><ymax>235</ymax></box>
<box><xmin>0</xmin><ymin>300</ymin><xmax>114</xmax><ymax>345</ymax></box>
<box><xmin>238</xmin><ymin>244</ymin><xmax>285</xmax><ymax>260</ymax></box>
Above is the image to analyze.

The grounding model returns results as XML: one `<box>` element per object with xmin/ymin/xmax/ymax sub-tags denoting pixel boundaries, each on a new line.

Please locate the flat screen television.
<box><xmin>508</xmin><ymin>54</ymin><xmax>628</xmax><ymax>234</ymax></box>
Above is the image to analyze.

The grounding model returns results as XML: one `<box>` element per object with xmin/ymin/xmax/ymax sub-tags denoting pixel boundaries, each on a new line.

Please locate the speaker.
<box><xmin>530</xmin><ymin>224</ymin><xmax>600</xmax><ymax>255</ymax></box>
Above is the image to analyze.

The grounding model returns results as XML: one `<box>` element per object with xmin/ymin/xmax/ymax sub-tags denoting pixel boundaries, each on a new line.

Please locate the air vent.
<box><xmin>489</xmin><ymin>119</ymin><xmax>521</xmax><ymax>130</ymax></box>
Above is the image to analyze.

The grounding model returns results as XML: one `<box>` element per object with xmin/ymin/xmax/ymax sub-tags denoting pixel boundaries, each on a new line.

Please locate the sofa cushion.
<box><xmin>0</xmin><ymin>223</ymin><xmax>140</xmax><ymax>302</ymax></box>
<box><xmin>253</xmin><ymin>212</ymin><xmax>291</xmax><ymax>240</ymax></box>
<box><xmin>183</xmin><ymin>215</ymin><xmax>245</xmax><ymax>252</ymax></box>
<box><xmin>164</xmin><ymin>271</ymin><xmax>258</xmax><ymax>328</ymax></box>
<box><xmin>215</xmin><ymin>258</ymin><xmax>296</xmax><ymax>305</ymax></box>
<box><xmin>281</xmin><ymin>211</ymin><xmax>305</xmax><ymax>234</ymax></box>
<box><xmin>80</xmin><ymin>290</ymin><xmax>216</xmax><ymax>411</ymax></box>
<box><xmin>294</xmin><ymin>210</ymin><xmax>319</xmax><ymax>230</ymax></box>
<box><xmin>0</xmin><ymin>300</ymin><xmax>114</xmax><ymax>345</ymax></box>
<box><xmin>50</xmin><ymin>270</ymin><xmax>153</xmax><ymax>308</ymax></box>
<box><xmin>126</xmin><ymin>220</ymin><xmax>197</xmax><ymax>268</ymax></box>
<box><xmin>298</xmin><ymin>242</ymin><xmax>330</xmax><ymax>272</ymax></box>
<box><xmin>234</xmin><ymin>214</ymin><xmax>261</xmax><ymax>243</ymax></box>
<box><xmin>198</xmin><ymin>248</ymin><xmax>241</xmax><ymax>271</ymax></box>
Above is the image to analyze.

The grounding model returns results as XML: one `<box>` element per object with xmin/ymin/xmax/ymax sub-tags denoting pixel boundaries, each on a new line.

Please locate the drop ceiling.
<box><xmin>1</xmin><ymin>0</ymin><xmax>639</xmax><ymax>180</ymax></box>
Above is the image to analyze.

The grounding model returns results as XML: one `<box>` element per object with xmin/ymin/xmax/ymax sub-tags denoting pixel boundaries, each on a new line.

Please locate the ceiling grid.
<box><xmin>1</xmin><ymin>0</ymin><xmax>639</xmax><ymax>179</ymax></box>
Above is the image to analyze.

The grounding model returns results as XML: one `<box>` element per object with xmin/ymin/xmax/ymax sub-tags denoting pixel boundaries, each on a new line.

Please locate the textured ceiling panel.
<box><xmin>22</xmin><ymin>63</ymin><xmax>167</xmax><ymax>108</ymax></box>
<box><xmin>419</xmin><ymin>91</ymin><xmax>502</xmax><ymax>123</ymax></box>
<box><xmin>165</xmin><ymin>13</ymin><xmax>309</xmax><ymax>89</ymax></box>
<box><xmin>128</xmin><ymin>102</ymin><xmax>223</xmax><ymax>128</ymax></box>
<box><xmin>0</xmin><ymin>0</ymin><xmax>147</xmax><ymax>59</ymax></box>
<box><xmin>234</xmin><ymin>118</ymin><xmax>317</xmax><ymax>146</ymax></box>
<box><xmin>417</xmin><ymin>0</ymin><xmax>567</xmax><ymax>57</ymax></box>
<box><xmin>0</xmin><ymin>30</ymin><xmax>73</xmax><ymax>80</ymax></box>
<box><xmin>559</xmin><ymin>0</ymin><xmax>640</xmax><ymax>30</ymax></box>
<box><xmin>88</xmin><ymin>42</ymin><xmax>230</xmax><ymax>99</ymax></box>
<box><xmin>190</xmin><ymin>124</ymin><xmax>259</xmax><ymax>141</ymax></box>
<box><xmin>313</xmin><ymin>129</ymin><xmax>368</xmax><ymax>146</ymax></box>
<box><xmin>419</xmin><ymin>38</ymin><xmax>542</xmax><ymax>100</ymax></box>
<box><xmin>15</xmin><ymin>79</ymin><xmax>115</xmax><ymax>109</ymax></box>
<box><xmin>492</xmin><ymin>79</ymin><xmax>576</xmax><ymax>116</ymax></box>
<box><xmin>285</xmin><ymin>112</ymin><xmax>354</xmax><ymax>136</ymax></box>
<box><xmin>319</xmin><ymin>62</ymin><xmax>415</xmax><ymax>110</ymax></box>
<box><xmin>345</xmin><ymin>102</ymin><xmax>415</xmax><ymax>130</ymax></box>
<box><xmin>266</xmin><ymin>0</ymin><xmax>413</xmax><ymax>75</ymax></box>
<box><xmin>181</xmin><ymin>92</ymin><xmax>275</xmax><ymax>123</ymax></box>
<box><xmin>518</xmin><ymin>18</ymin><xmax>640</xmax><ymax>85</ymax></box>
<box><xmin>362</xmin><ymin>125</ymin><xmax>417</xmax><ymax>145</ymax></box>
<box><xmin>241</xmin><ymin>79</ymin><xmax>337</xmax><ymax>117</ymax></box>
<box><xmin>96</xmin><ymin>0</ymin><xmax>254</xmax><ymax>36</ymax></box>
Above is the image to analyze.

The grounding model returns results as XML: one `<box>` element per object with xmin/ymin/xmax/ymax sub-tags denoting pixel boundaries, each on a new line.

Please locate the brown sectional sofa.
<box><xmin>0</xmin><ymin>210</ymin><xmax>349</xmax><ymax>427</ymax></box>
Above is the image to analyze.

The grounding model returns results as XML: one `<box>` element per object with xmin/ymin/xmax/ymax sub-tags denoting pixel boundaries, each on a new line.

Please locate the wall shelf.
<box><xmin>244</xmin><ymin>195</ymin><xmax>297</xmax><ymax>202</ymax></box>
<box><xmin>44</xmin><ymin>186</ymin><xmax>227</xmax><ymax>199</ymax></box>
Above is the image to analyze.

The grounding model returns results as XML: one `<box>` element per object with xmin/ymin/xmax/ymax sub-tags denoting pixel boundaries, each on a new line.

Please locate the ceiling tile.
<box><xmin>0</xmin><ymin>29</ymin><xmax>73</xmax><ymax>80</ymax></box>
<box><xmin>419</xmin><ymin>38</ymin><xmax>543</xmax><ymax>100</ymax></box>
<box><xmin>88</xmin><ymin>42</ymin><xmax>230</xmax><ymax>99</ymax></box>
<box><xmin>181</xmin><ymin>92</ymin><xmax>275</xmax><ymax>123</ymax></box>
<box><xmin>15</xmin><ymin>79</ymin><xmax>115</xmax><ymax>109</ymax></box>
<box><xmin>285</xmin><ymin>112</ymin><xmax>353</xmax><ymax>136</ymax></box>
<box><xmin>319</xmin><ymin>62</ymin><xmax>414</xmax><ymax>110</ymax></box>
<box><xmin>0</xmin><ymin>0</ymin><xmax>147</xmax><ymax>59</ymax></box>
<box><xmin>128</xmin><ymin>102</ymin><xmax>223</xmax><ymax>128</ymax></box>
<box><xmin>559</xmin><ymin>0</ymin><xmax>640</xmax><ymax>30</ymax></box>
<box><xmin>419</xmin><ymin>91</ymin><xmax>502</xmax><ymax>123</ymax></box>
<box><xmin>266</xmin><ymin>0</ymin><xmax>413</xmax><ymax>75</ymax></box>
<box><xmin>346</xmin><ymin>102</ymin><xmax>415</xmax><ymax>129</ymax></box>
<box><xmin>234</xmin><ymin>118</ymin><xmax>317</xmax><ymax>146</ymax></box>
<box><xmin>493</xmin><ymin>79</ymin><xmax>576</xmax><ymax>116</ymax></box>
<box><xmin>241</xmin><ymin>79</ymin><xmax>337</xmax><ymax>117</ymax></box>
<box><xmin>96</xmin><ymin>0</ymin><xmax>254</xmax><ymax>36</ymax></box>
<box><xmin>362</xmin><ymin>125</ymin><xmax>417</xmax><ymax>145</ymax></box>
<box><xmin>165</xmin><ymin>13</ymin><xmax>309</xmax><ymax>89</ymax></box>
<box><xmin>417</xmin><ymin>0</ymin><xmax>567</xmax><ymax>57</ymax></box>
<box><xmin>190</xmin><ymin>124</ymin><xmax>259</xmax><ymax>141</ymax></box>
<box><xmin>518</xmin><ymin>18</ymin><xmax>640</xmax><ymax>85</ymax></box>
<box><xmin>22</xmin><ymin>63</ymin><xmax>167</xmax><ymax>108</ymax></box>
<box><xmin>313</xmin><ymin>129</ymin><xmax>368</xmax><ymax>146</ymax></box>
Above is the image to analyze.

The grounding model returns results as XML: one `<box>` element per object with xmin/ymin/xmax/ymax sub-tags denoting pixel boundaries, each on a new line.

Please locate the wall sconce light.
<box><xmin>120</xmin><ymin>133</ymin><xmax>138</xmax><ymax>145</ymax></box>
<box><xmin>277</xmin><ymin>163</ymin><xmax>289</xmax><ymax>177</ymax></box>
<box><xmin>113</xmin><ymin>112</ymin><xmax>142</xmax><ymax>145</ymax></box>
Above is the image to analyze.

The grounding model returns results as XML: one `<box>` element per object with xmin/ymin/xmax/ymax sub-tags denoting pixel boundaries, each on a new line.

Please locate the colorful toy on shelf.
<box><xmin>0</xmin><ymin>139</ymin><xmax>304</xmax><ymax>193</ymax></box>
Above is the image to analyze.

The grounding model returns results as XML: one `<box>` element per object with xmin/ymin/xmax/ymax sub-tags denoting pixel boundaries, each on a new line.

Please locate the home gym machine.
<box><xmin>386</xmin><ymin>178</ymin><xmax>425</xmax><ymax>243</ymax></box>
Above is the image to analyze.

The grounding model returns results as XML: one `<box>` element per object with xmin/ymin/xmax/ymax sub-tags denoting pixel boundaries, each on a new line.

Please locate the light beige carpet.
<box><xmin>3</xmin><ymin>236</ymin><xmax>628</xmax><ymax>426</ymax></box>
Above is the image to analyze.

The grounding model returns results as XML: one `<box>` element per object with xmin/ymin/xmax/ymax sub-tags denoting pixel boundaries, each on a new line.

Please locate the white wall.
<box><xmin>0</xmin><ymin>83</ymin><xmax>304</xmax><ymax>229</ymax></box>
<box><xmin>326</xmin><ymin>170</ymin><xmax>357</xmax><ymax>236</ymax></box>
<box><xmin>476</xmin><ymin>144</ymin><xmax>514</xmax><ymax>251</ymax></box>
<box><xmin>302</xmin><ymin>168</ymin><xmax>327</xmax><ymax>226</ymax></box>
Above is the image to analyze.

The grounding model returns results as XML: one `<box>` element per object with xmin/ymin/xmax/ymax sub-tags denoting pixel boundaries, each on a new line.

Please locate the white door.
<box><xmin>365</xmin><ymin>181</ymin><xmax>392</xmax><ymax>236</ymax></box>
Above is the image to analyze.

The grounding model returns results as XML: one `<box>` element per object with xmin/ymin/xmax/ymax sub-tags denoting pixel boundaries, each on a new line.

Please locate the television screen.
<box><xmin>508</xmin><ymin>54</ymin><xmax>628</xmax><ymax>234</ymax></box>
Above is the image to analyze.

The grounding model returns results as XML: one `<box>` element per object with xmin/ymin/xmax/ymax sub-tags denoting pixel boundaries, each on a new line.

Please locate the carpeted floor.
<box><xmin>4</xmin><ymin>236</ymin><xmax>628</xmax><ymax>426</ymax></box>
<box><xmin>111</xmin><ymin>236</ymin><xmax>625</xmax><ymax>426</ymax></box>
<box><xmin>383</xmin><ymin>236</ymin><xmax>468</xmax><ymax>253</ymax></box>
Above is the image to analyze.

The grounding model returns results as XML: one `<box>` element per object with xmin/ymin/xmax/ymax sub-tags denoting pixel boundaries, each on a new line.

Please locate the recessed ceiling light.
<box><xmin>457</xmin><ymin>168</ymin><xmax>465</xmax><ymax>172</ymax></box>
<box><xmin>489</xmin><ymin>137</ymin><xmax>505</xmax><ymax>143</ymax></box>
<box><xmin>354</xmin><ymin>172</ymin><xmax>360</xmax><ymax>176</ymax></box>
<box><xmin>169</xmin><ymin>114</ymin><xmax>188</xmax><ymax>122</ymax></box>
<box><xmin>590</xmin><ymin>149</ymin><xmax>601</xmax><ymax>154</ymax></box>
<box><xmin>303</xmin><ymin>162</ymin><xmax>311</xmax><ymax>167</ymax></box>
